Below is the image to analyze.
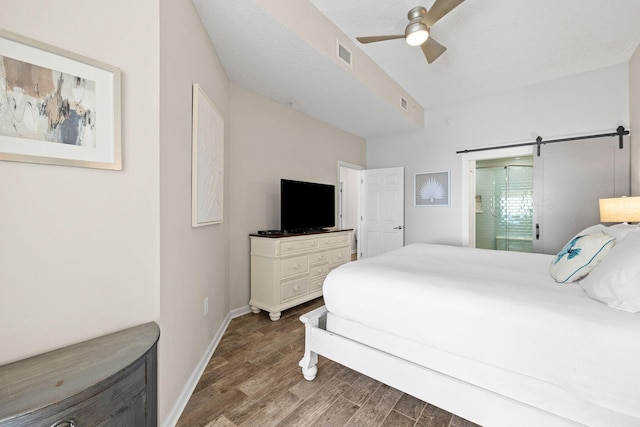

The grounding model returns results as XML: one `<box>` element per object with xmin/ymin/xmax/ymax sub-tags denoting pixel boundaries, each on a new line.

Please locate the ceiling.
<box><xmin>193</xmin><ymin>0</ymin><xmax>640</xmax><ymax>140</ymax></box>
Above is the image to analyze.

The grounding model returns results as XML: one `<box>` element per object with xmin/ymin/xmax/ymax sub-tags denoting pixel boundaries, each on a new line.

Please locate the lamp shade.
<box><xmin>599</xmin><ymin>196</ymin><xmax>640</xmax><ymax>223</ymax></box>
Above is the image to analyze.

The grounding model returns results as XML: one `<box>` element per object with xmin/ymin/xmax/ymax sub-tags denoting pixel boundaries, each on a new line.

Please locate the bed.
<box><xmin>298</xmin><ymin>228</ymin><xmax>640</xmax><ymax>427</ymax></box>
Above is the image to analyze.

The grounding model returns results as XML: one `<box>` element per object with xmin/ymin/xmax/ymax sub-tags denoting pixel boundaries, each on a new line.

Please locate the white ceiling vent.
<box><xmin>337</xmin><ymin>42</ymin><xmax>352</xmax><ymax>67</ymax></box>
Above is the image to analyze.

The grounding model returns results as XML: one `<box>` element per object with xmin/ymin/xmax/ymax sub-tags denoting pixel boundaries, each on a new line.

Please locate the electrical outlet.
<box><xmin>204</xmin><ymin>297</ymin><xmax>209</xmax><ymax>316</ymax></box>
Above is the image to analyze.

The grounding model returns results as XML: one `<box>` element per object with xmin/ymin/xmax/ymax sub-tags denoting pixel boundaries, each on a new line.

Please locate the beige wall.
<box><xmin>0</xmin><ymin>0</ymin><xmax>161</xmax><ymax>363</ymax></box>
<box><xmin>0</xmin><ymin>3</ymin><xmax>364</xmax><ymax>425</ymax></box>
<box><xmin>158</xmin><ymin>0</ymin><xmax>230</xmax><ymax>423</ymax></box>
<box><xmin>228</xmin><ymin>84</ymin><xmax>366</xmax><ymax>309</ymax></box>
<box><xmin>630</xmin><ymin>43</ymin><xmax>640</xmax><ymax>195</ymax></box>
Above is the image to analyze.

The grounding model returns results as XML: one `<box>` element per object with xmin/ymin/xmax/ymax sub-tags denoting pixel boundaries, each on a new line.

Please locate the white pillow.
<box><xmin>580</xmin><ymin>230</ymin><xmax>640</xmax><ymax>312</ymax></box>
<box><xmin>602</xmin><ymin>223</ymin><xmax>639</xmax><ymax>240</ymax></box>
<box><xmin>573</xmin><ymin>224</ymin><xmax>605</xmax><ymax>239</ymax></box>
<box><xmin>550</xmin><ymin>233</ymin><xmax>616</xmax><ymax>283</ymax></box>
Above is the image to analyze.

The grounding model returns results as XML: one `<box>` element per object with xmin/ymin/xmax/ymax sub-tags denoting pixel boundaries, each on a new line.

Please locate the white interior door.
<box><xmin>359</xmin><ymin>167</ymin><xmax>405</xmax><ymax>258</ymax></box>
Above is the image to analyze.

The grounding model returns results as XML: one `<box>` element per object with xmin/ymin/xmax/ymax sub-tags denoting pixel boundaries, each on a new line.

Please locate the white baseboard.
<box><xmin>230</xmin><ymin>304</ymin><xmax>251</xmax><ymax>319</ymax></box>
<box><xmin>162</xmin><ymin>305</ymin><xmax>253</xmax><ymax>427</ymax></box>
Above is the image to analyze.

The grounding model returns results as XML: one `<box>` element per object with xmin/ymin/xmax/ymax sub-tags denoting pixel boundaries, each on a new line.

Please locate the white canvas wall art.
<box><xmin>192</xmin><ymin>83</ymin><xmax>224</xmax><ymax>226</ymax></box>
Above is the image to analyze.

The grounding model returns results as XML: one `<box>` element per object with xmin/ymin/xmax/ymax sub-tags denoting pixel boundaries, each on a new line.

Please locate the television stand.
<box><xmin>249</xmin><ymin>229</ymin><xmax>353</xmax><ymax>320</ymax></box>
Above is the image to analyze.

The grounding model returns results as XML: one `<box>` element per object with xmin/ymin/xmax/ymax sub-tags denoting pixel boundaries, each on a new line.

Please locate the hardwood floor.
<box><xmin>177</xmin><ymin>298</ymin><xmax>480</xmax><ymax>427</ymax></box>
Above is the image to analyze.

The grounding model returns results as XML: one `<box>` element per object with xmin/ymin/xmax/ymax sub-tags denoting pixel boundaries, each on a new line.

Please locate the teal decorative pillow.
<box><xmin>550</xmin><ymin>233</ymin><xmax>616</xmax><ymax>283</ymax></box>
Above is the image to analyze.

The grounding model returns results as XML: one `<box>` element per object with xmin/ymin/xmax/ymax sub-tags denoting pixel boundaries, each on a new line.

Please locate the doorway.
<box><xmin>338</xmin><ymin>163</ymin><xmax>406</xmax><ymax>260</ymax></box>
<box><xmin>338</xmin><ymin>162</ymin><xmax>363</xmax><ymax>259</ymax></box>
<box><xmin>475</xmin><ymin>157</ymin><xmax>533</xmax><ymax>253</ymax></box>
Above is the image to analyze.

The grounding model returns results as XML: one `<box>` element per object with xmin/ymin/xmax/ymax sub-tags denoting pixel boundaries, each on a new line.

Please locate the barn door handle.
<box><xmin>394</xmin><ymin>226</ymin><xmax>403</xmax><ymax>230</ymax></box>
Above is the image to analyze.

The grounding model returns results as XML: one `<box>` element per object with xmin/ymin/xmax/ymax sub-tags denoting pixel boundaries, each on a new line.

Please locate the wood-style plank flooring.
<box><xmin>177</xmin><ymin>298</ymin><xmax>481</xmax><ymax>427</ymax></box>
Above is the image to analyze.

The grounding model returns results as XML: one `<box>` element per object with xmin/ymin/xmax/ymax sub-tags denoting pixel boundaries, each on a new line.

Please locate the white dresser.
<box><xmin>250</xmin><ymin>229</ymin><xmax>352</xmax><ymax>320</ymax></box>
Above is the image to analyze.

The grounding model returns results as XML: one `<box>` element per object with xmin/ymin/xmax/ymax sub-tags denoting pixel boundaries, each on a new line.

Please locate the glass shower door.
<box><xmin>475</xmin><ymin>158</ymin><xmax>533</xmax><ymax>253</ymax></box>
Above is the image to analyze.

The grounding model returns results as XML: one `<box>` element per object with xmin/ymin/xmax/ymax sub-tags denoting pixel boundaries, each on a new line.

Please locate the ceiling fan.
<box><xmin>356</xmin><ymin>0</ymin><xmax>465</xmax><ymax>64</ymax></box>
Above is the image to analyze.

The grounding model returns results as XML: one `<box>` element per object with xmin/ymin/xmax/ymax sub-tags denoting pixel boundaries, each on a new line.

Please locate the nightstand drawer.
<box><xmin>281</xmin><ymin>277</ymin><xmax>309</xmax><ymax>302</ymax></box>
<box><xmin>281</xmin><ymin>255</ymin><xmax>309</xmax><ymax>278</ymax></box>
<box><xmin>36</xmin><ymin>362</ymin><xmax>146</xmax><ymax>427</ymax></box>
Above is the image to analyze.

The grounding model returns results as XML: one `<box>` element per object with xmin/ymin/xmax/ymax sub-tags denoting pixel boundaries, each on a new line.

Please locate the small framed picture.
<box><xmin>415</xmin><ymin>171</ymin><xmax>450</xmax><ymax>206</ymax></box>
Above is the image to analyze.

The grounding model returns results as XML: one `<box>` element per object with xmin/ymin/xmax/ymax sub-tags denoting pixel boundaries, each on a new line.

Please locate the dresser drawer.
<box><xmin>281</xmin><ymin>255</ymin><xmax>309</xmax><ymax>278</ymax></box>
<box><xmin>309</xmin><ymin>264</ymin><xmax>328</xmax><ymax>278</ymax></box>
<box><xmin>328</xmin><ymin>247</ymin><xmax>350</xmax><ymax>266</ymax></box>
<box><xmin>279</xmin><ymin>238</ymin><xmax>318</xmax><ymax>255</ymax></box>
<box><xmin>310</xmin><ymin>277</ymin><xmax>325</xmax><ymax>292</ymax></box>
<box><xmin>309</xmin><ymin>252</ymin><xmax>328</xmax><ymax>265</ymax></box>
<box><xmin>319</xmin><ymin>233</ymin><xmax>350</xmax><ymax>248</ymax></box>
<box><xmin>281</xmin><ymin>277</ymin><xmax>309</xmax><ymax>302</ymax></box>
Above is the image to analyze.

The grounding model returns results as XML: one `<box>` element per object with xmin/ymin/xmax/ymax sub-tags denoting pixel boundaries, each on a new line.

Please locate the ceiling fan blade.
<box><xmin>421</xmin><ymin>37</ymin><xmax>447</xmax><ymax>64</ymax></box>
<box><xmin>356</xmin><ymin>35</ymin><xmax>405</xmax><ymax>44</ymax></box>
<box><xmin>424</xmin><ymin>0</ymin><xmax>465</xmax><ymax>27</ymax></box>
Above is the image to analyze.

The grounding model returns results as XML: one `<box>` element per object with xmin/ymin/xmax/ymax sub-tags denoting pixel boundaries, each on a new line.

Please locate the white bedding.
<box><xmin>322</xmin><ymin>243</ymin><xmax>640</xmax><ymax>420</ymax></box>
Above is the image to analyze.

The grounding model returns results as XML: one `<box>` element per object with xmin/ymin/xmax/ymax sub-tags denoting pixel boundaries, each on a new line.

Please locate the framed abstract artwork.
<box><xmin>0</xmin><ymin>31</ymin><xmax>121</xmax><ymax>170</ymax></box>
<box><xmin>192</xmin><ymin>83</ymin><xmax>224</xmax><ymax>227</ymax></box>
<box><xmin>415</xmin><ymin>170</ymin><xmax>450</xmax><ymax>206</ymax></box>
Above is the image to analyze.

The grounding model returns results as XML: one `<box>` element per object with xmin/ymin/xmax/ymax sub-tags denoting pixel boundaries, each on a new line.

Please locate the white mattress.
<box><xmin>323</xmin><ymin>243</ymin><xmax>640</xmax><ymax>420</ymax></box>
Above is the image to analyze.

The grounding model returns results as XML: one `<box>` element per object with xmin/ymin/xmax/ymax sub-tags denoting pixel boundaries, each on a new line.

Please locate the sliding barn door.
<box><xmin>359</xmin><ymin>167</ymin><xmax>405</xmax><ymax>258</ymax></box>
<box><xmin>532</xmin><ymin>135</ymin><xmax>630</xmax><ymax>254</ymax></box>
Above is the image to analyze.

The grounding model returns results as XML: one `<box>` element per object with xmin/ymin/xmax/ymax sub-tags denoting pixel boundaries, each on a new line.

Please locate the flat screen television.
<box><xmin>281</xmin><ymin>179</ymin><xmax>335</xmax><ymax>232</ymax></box>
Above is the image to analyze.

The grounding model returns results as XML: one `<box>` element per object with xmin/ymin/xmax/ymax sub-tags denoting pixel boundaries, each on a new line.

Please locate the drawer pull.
<box><xmin>51</xmin><ymin>420</ymin><xmax>76</xmax><ymax>427</ymax></box>
<box><xmin>337</xmin><ymin>254</ymin><xmax>344</xmax><ymax>259</ymax></box>
<box><xmin>294</xmin><ymin>264</ymin><xmax>300</xmax><ymax>269</ymax></box>
<box><xmin>293</xmin><ymin>286</ymin><xmax>300</xmax><ymax>291</ymax></box>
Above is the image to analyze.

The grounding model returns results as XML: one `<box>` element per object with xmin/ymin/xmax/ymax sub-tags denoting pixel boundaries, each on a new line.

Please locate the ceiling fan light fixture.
<box><xmin>405</xmin><ymin>22</ymin><xmax>429</xmax><ymax>46</ymax></box>
<box><xmin>354</xmin><ymin>2</ymin><xmax>464</xmax><ymax>63</ymax></box>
